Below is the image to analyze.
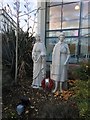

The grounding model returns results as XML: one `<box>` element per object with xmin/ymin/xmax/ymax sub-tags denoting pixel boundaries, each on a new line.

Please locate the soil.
<box><xmin>2</xmin><ymin>77</ymin><xmax>79</xmax><ymax>119</ymax></box>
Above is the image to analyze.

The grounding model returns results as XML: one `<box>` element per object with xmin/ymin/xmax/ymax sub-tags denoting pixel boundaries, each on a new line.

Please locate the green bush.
<box><xmin>68</xmin><ymin>65</ymin><xmax>80</xmax><ymax>80</ymax></box>
<box><xmin>76</xmin><ymin>61</ymin><xmax>90</xmax><ymax>80</ymax></box>
<box><xmin>69</xmin><ymin>61</ymin><xmax>90</xmax><ymax>80</ymax></box>
<box><xmin>72</xmin><ymin>79</ymin><xmax>90</xmax><ymax>119</ymax></box>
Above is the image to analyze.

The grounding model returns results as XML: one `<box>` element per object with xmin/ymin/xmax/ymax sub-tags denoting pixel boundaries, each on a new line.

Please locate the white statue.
<box><xmin>50</xmin><ymin>32</ymin><xmax>70</xmax><ymax>93</ymax></box>
<box><xmin>31</xmin><ymin>34</ymin><xmax>46</xmax><ymax>88</ymax></box>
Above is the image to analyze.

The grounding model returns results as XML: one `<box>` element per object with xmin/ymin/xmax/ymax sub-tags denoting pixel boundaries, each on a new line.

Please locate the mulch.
<box><xmin>2</xmin><ymin>78</ymin><xmax>78</xmax><ymax>119</ymax></box>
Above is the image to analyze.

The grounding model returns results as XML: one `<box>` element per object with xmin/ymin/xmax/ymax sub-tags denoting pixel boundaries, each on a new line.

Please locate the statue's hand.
<box><xmin>64</xmin><ymin>56</ymin><xmax>69</xmax><ymax>65</ymax></box>
<box><xmin>64</xmin><ymin>62</ymin><xmax>67</xmax><ymax>66</ymax></box>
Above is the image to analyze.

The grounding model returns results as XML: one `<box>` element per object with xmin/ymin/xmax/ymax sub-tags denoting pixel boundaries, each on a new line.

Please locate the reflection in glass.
<box><xmin>46</xmin><ymin>37</ymin><xmax>58</xmax><ymax>61</ymax></box>
<box><xmin>46</xmin><ymin>31</ymin><xmax>58</xmax><ymax>37</ymax></box>
<box><xmin>80</xmin><ymin>29</ymin><xmax>88</xmax><ymax>36</ymax></box>
<box><xmin>63</xmin><ymin>2</ymin><xmax>80</xmax><ymax>29</ymax></box>
<box><xmin>81</xmin><ymin>1</ymin><xmax>89</xmax><ymax>28</ymax></box>
<box><xmin>64</xmin><ymin>30</ymin><xmax>78</xmax><ymax>36</ymax></box>
<box><xmin>49</xmin><ymin>0</ymin><xmax>62</xmax><ymax>6</ymax></box>
<box><xmin>49</xmin><ymin>6</ymin><xmax>61</xmax><ymax>30</ymax></box>
<box><xmin>46</xmin><ymin>0</ymin><xmax>90</xmax><ymax>61</ymax></box>
<box><xmin>49</xmin><ymin>0</ymin><xmax>80</xmax><ymax>5</ymax></box>
<box><xmin>81</xmin><ymin>19</ymin><xmax>88</xmax><ymax>28</ymax></box>
<box><xmin>46</xmin><ymin>30</ymin><xmax>78</xmax><ymax>37</ymax></box>
<box><xmin>50</xmin><ymin>0</ymin><xmax>89</xmax><ymax>2</ymax></box>
<box><xmin>65</xmin><ymin>38</ymin><xmax>78</xmax><ymax>56</ymax></box>
<box><xmin>81</xmin><ymin>38</ymin><xmax>88</xmax><ymax>58</ymax></box>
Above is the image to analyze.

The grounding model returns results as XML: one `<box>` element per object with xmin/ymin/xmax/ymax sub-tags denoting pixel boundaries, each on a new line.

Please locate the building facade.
<box><xmin>37</xmin><ymin>0</ymin><xmax>90</xmax><ymax>66</ymax></box>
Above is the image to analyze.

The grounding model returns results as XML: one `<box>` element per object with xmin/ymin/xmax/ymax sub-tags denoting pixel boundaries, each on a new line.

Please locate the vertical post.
<box><xmin>15</xmin><ymin>0</ymin><xmax>20</xmax><ymax>83</ymax></box>
<box><xmin>61</xmin><ymin>0</ymin><xmax>63</xmax><ymax>30</ymax></box>
<box><xmin>0</xmin><ymin>30</ymin><xmax>2</xmax><ymax>120</ymax></box>
<box><xmin>77</xmin><ymin>1</ymin><xmax>82</xmax><ymax>62</ymax></box>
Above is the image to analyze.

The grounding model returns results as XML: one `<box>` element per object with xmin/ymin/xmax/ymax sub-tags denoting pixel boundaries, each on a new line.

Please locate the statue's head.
<box><xmin>35</xmin><ymin>34</ymin><xmax>41</xmax><ymax>42</ymax></box>
<box><xmin>58</xmin><ymin>32</ymin><xmax>65</xmax><ymax>42</ymax></box>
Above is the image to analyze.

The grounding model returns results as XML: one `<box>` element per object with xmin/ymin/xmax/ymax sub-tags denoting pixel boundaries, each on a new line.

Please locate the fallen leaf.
<box><xmin>35</xmin><ymin>109</ymin><xmax>38</xmax><ymax>112</ymax></box>
<box><xmin>4</xmin><ymin>107</ymin><xmax>8</xmax><ymax>110</ymax></box>
<box><xmin>54</xmin><ymin>91</ymin><xmax>60</xmax><ymax>97</ymax></box>
<box><xmin>61</xmin><ymin>90</ymin><xmax>75</xmax><ymax>100</ymax></box>
<box><xmin>25</xmin><ymin>110</ymin><xmax>29</xmax><ymax>114</ymax></box>
<box><xmin>30</xmin><ymin>106</ymin><xmax>34</xmax><ymax>109</ymax></box>
<box><xmin>68</xmin><ymin>80</ymin><xmax>76</xmax><ymax>84</ymax></box>
<box><xmin>34</xmin><ymin>101</ymin><xmax>36</xmax><ymax>104</ymax></box>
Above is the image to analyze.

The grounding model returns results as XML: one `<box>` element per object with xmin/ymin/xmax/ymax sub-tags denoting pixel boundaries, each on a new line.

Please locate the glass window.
<box><xmin>65</xmin><ymin>38</ymin><xmax>78</xmax><ymax>55</ymax></box>
<box><xmin>48</xmin><ymin>2</ymin><xmax>61</xmax><ymax>6</ymax></box>
<box><xmin>46</xmin><ymin>37</ymin><xmax>58</xmax><ymax>61</ymax></box>
<box><xmin>46</xmin><ymin>31</ymin><xmax>58</xmax><ymax>37</ymax></box>
<box><xmin>81</xmin><ymin>19</ymin><xmax>88</xmax><ymax>28</ymax></box>
<box><xmin>81</xmin><ymin>1</ymin><xmax>89</xmax><ymax>28</ymax></box>
<box><xmin>80</xmin><ymin>37</ymin><xmax>89</xmax><ymax>57</ymax></box>
<box><xmin>46</xmin><ymin>0</ymin><xmax>90</xmax><ymax>61</ymax></box>
<box><xmin>46</xmin><ymin>37</ymin><xmax>58</xmax><ymax>45</ymax></box>
<box><xmin>49</xmin><ymin>0</ymin><xmax>80</xmax><ymax>6</ymax></box>
<box><xmin>50</xmin><ymin>0</ymin><xmax>62</xmax><ymax>2</ymax></box>
<box><xmin>80</xmin><ymin>29</ymin><xmax>88</xmax><ymax>36</ymax></box>
<box><xmin>50</xmin><ymin>0</ymin><xmax>88</xmax><ymax>3</ymax></box>
<box><xmin>46</xmin><ymin>30</ymin><xmax>78</xmax><ymax>37</ymax></box>
<box><xmin>49</xmin><ymin>0</ymin><xmax>62</xmax><ymax>6</ymax></box>
<box><xmin>63</xmin><ymin>30</ymin><xmax>79</xmax><ymax>36</ymax></box>
<box><xmin>65</xmin><ymin>37</ymin><xmax>78</xmax><ymax>44</ymax></box>
<box><xmin>48</xmin><ymin>6</ymin><xmax>61</xmax><ymax>30</ymax></box>
<box><xmin>46</xmin><ymin>37</ymin><xmax>78</xmax><ymax>61</ymax></box>
<box><xmin>62</xmin><ymin>2</ymin><xmax>80</xmax><ymax>29</ymax></box>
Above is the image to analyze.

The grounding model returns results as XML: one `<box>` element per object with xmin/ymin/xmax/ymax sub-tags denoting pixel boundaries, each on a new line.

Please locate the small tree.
<box><xmin>2</xmin><ymin>1</ymin><xmax>40</xmax><ymax>84</ymax></box>
<box><xmin>18</xmin><ymin>30</ymin><xmax>35</xmax><ymax>79</ymax></box>
<box><xmin>2</xmin><ymin>26</ymin><xmax>16</xmax><ymax>84</ymax></box>
<box><xmin>2</xmin><ymin>24</ymin><xmax>35</xmax><ymax>83</ymax></box>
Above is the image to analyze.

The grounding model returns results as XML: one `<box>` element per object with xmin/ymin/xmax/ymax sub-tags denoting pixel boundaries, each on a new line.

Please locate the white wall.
<box><xmin>37</xmin><ymin>1</ymin><xmax>46</xmax><ymax>43</ymax></box>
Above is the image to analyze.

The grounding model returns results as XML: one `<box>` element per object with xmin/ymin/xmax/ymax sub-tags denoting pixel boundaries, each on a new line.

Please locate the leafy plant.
<box><xmin>2</xmin><ymin>28</ymin><xmax>16</xmax><ymax>78</ymax></box>
<box><xmin>76</xmin><ymin>61</ymin><xmax>90</xmax><ymax>80</ymax></box>
<box><xmin>71</xmin><ymin>79</ymin><xmax>90</xmax><ymax>119</ymax></box>
<box><xmin>69</xmin><ymin>61</ymin><xmax>90</xmax><ymax>80</ymax></box>
<box><xmin>18</xmin><ymin>31</ymin><xmax>35</xmax><ymax>79</ymax></box>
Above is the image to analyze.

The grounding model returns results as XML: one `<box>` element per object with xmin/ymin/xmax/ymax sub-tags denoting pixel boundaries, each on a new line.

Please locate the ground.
<box><xmin>2</xmin><ymin>77</ymin><xmax>79</xmax><ymax>119</ymax></box>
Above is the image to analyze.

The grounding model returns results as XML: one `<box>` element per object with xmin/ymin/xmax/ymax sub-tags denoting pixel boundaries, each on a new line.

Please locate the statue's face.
<box><xmin>59</xmin><ymin>35</ymin><xmax>65</xmax><ymax>42</ymax></box>
<box><xmin>36</xmin><ymin>35</ymin><xmax>40</xmax><ymax>41</ymax></box>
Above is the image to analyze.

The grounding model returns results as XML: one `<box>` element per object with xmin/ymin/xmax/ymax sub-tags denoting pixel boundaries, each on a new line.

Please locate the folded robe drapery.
<box><xmin>32</xmin><ymin>41</ymin><xmax>46</xmax><ymax>87</ymax></box>
<box><xmin>50</xmin><ymin>41</ymin><xmax>70</xmax><ymax>82</ymax></box>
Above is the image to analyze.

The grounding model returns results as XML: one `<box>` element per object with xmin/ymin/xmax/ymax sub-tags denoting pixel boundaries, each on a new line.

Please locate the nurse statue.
<box><xmin>50</xmin><ymin>32</ymin><xmax>70</xmax><ymax>93</ymax></box>
<box><xmin>31</xmin><ymin>34</ymin><xmax>46</xmax><ymax>88</ymax></box>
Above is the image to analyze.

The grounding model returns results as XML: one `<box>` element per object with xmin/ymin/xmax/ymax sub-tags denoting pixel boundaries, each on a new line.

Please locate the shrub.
<box><xmin>39</xmin><ymin>102</ymin><xmax>79</xmax><ymax>118</ymax></box>
<box><xmin>68</xmin><ymin>61</ymin><xmax>90</xmax><ymax>80</ymax></box>
<box><xmin>75</xmin><ymin>61</ymin><xmax>90</xmax><ymax>80</ymax></box>
<box><xmin>72</xmin><ymin>79</ymin><xmax>90</xmax><ymax>119</ymax></box>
